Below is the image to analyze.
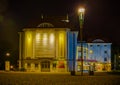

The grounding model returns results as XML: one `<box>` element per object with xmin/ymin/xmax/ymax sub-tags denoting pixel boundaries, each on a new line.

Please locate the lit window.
<box><xmin>89</xmin><ymin>50</ymin><xmax>93</xmax><ymax>54</ymax></box>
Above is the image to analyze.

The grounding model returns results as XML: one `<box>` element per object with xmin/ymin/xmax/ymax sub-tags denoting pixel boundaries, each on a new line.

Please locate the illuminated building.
<box><xmin>76</xmin><ymin>39</ymin><xmax>112</xmax><ymax>72</ymax></box>
<box><xmin>18</xmin><ymin>16</ymin><xmax>111</xmax><ymax>72</ymax></box>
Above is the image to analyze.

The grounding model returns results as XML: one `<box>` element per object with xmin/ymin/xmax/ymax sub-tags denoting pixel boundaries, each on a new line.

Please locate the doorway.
<box><xmin>41</xmin><ymin>61</ymin><xmax>50</xmax><ymax>72</ymax></box>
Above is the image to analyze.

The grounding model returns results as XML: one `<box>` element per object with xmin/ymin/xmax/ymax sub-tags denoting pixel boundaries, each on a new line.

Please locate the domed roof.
<box><xmin>92</xmin><ymin>39</ymin><xmax>104</xmax><ymax>43</ymax></box>
<box><xmin>37</xmin><ymin>22</ymin><xmax>54</xmax><ymax>28</ymax></box>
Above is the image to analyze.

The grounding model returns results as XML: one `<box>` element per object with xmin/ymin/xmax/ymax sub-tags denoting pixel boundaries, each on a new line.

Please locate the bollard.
<box><xmin>89</xmin><ymin>71</ymin><xmax>94</xmax><ymax>76</ymax></box>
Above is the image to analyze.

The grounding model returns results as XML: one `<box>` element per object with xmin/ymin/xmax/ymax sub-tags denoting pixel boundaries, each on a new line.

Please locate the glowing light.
<box><xmin>89</xmin><ymin>50</ymin><xmax>93</xmax><ymax>54</ymax></box>
<box><xmin>27</xmin><ymin>33</ymin><xmax>32</xmax><ymax>43</ymax></box>
<box><xmin>6</xmin><ymin>53</ymin><xmax>10</xmax><ymax>57</ymax></box>
<box><xmin>43</xmin><ymin>33</ymin><xmax>48</xmax><ymax>45</ymax></box>
<box><xmin>78</xmin><ymin>7</ymin><xmax>85</xmax><ymax>20</ymax></box>
<box><xmin>10</xmin><ymin>65</ymin><xmax>13</xmax><ymax>69</ymax></box>
<box><xmin>36</xmin><ymin>33</ymin><xmax>40</xmax><ymax>42</ymax></box>
<box><xmin>78</xmin><ymin>8</ymin><xmax>85</xmax><ymax>13</ymax></box>
<box><xmin>59</xmin><ymin>33</ymin><xmax>64</xmax><ymax>43</ymax></box>
<box><xmin>49</xmin><ymin>33</ymin><xmax>54</xmax><ymax>44</ymax></box>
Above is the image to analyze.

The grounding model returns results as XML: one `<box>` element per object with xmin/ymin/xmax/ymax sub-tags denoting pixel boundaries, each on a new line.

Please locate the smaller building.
<box><xmin>76</xmin><ymin>39</ymin><xmax>111</xmax><ymax>72</ymax></box>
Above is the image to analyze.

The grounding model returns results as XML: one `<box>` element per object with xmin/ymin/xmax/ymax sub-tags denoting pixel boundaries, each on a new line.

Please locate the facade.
<box><xmin>18</xmin><ymin>17</ymin><xmax>112</xmax><ymax>72</ymax></box>
<box><xmin>19</xmin><ymin>28</ymin><xmax>69</xmax><ymax>72</ymax></box>
<box><xmin>76</xmin><ymin>39</ymin><xmax>111</xmax><ymax>72</ymax></box>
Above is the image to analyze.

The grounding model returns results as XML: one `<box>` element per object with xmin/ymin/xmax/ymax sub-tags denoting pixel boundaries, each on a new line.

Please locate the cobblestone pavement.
<box><xmin>0</xmin><ymin>71</ymin><xmax>120</xmax><ymax>85</ymax></box>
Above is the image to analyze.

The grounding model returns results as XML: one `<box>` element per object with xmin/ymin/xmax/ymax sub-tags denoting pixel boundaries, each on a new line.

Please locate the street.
<box><xmin>0</xmin><ymin>71</ymin><xmax>120</xmax><ymax>85</ymax></box>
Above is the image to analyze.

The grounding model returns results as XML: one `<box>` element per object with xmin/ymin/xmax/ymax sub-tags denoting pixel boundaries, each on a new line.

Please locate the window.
<box><xmin>27</xmin><ymin>63</ymin><xmax>31</xmax><ymax>68</ymax></box>
<box><xmin>104</xmin><ymin>45</ymin><xmax>107</xmax><ymax>47</ymax></box>
<box><xmin>35</xmin><ymin>63</ymin><xmax>39</xmax><ymax>68</ymax></box>
<box><xmin>90</xmin><ymin>45</ymin><xmax>93</xmax><ymax>47</ymax></box>
<box><xmin>97</xmin><ymin>45</ymin><xmax>100</xmax><ymax>47</ymax></box>
<box><xmin>53</xmin><ymin>63</ymin><xmax>56</xmax><ymax>68</ymax></box>
<box><xmin>104</xmin><ymin>57</ymin><xmax>107</xmax><ymax>61</ymax></box>
<box><xmin>104</xmin><ymin>51</ymin><xmax>107</xmax><ymax>53</ymax></box>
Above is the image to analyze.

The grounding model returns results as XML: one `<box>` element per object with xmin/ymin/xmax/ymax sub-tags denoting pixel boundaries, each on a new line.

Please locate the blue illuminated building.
<box><xmin>67</xmin><ymin>31</ymin><xmax>112</xmax><ymax>71</ymax></box>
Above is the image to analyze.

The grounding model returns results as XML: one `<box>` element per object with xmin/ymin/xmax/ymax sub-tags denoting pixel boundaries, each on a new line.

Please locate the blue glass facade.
<box><xmin>67</xmin><ymin>31</ymin><xmax>78</xmax><ymax>71</ymax></box>
<box><xmin>67</xmin><ymin>31</ymin><xmax>112</xmax><ymax>71</ymax></box>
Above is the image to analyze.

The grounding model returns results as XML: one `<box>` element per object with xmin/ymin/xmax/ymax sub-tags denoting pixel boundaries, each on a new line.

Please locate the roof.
<box><xmin>87</xmin><ymin>37</ymin><xmax>111</xmax><ymax>43</ymax></box>
<box><xmin>24</xmin><ymin>15</ymin><xmax>74</xmax><ymax>29</ymax></box>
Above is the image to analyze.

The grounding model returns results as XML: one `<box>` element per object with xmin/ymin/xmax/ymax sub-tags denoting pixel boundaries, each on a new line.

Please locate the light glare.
<box><xmin>78</xmin><ymin>8</ymin><xmax>85</xmax><ymax>13</ymax></box>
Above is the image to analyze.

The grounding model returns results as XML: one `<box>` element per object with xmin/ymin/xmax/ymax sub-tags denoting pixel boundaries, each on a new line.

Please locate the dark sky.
<box><xmin>0</xmin><ymin>0</ymin><xmax>120</xmax><ymax>51</ymax></box>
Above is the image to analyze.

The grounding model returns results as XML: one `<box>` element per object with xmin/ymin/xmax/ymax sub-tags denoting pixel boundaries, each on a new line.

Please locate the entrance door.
<box><xmin>41</xmin><ymin>61</ymin><xmax>50</xmax><ymax>72</ymax></box>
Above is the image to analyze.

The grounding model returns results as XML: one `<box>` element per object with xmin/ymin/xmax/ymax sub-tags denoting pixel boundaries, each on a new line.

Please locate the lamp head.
<box><xmin>6</xmin><ymin>53</ymin><xmax>10</xmax><ymax>57</ymax></box>
<box><xmin>78</xmin><ymin>8</ymin><xmax>85</xmax><ymax>13</ymax></box>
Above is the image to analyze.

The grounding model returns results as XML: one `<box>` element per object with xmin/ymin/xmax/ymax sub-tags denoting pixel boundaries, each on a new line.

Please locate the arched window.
<box><xmin>37</xmin><ymin>22</ymin><xmax>54</xmax><ymax>28</ymax></box>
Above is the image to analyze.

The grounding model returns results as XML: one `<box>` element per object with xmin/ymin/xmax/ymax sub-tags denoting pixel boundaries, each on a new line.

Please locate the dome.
<box><xmin>92</xmin><ymin>39</ymin><xmax>104</xmax><ymax>43</ymax></box>
<box><xmin>37</xmin><ymin>22</ymin><xmax>54</xmax><ymax>28</ymax></box>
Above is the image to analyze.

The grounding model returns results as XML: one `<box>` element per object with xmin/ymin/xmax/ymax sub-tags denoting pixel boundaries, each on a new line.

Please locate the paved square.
<box><xmin>0</xmin><ymin>72</ymin><xmax>120</xmax><ymax>85</ymax></box>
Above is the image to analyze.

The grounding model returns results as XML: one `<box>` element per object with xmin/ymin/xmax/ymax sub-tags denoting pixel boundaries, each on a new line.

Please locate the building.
<box><xmin>18</xmin><ymin>16</ymin><xmax>111</xmax><ymax>72</ymax></box>
<box><xmin>76</xmin><ymin>39</ymin><xmax>111</xmax><ymax>72</ymax></box>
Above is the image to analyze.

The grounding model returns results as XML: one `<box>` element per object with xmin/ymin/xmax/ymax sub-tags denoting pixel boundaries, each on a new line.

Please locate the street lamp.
<box><xmin>6</xmin><ymin>53</ymin><xmax>10</xmax><ymax>57</ymax></box>
<box><xmin>78</xmin><ymin>7</ymin><xmax>85</xmax><ymax>76</ymax></box>
<box><xmin>5</xmin><ymin>52</ymin><xmax>10</xmax><ymax>71</ymax></box>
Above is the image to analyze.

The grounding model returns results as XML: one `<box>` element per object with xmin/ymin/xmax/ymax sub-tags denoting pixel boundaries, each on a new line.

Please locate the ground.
<box><xmin>0</xmin><ymin>71</ymin><xmax>120</xmax><ymax>85</ymax></box>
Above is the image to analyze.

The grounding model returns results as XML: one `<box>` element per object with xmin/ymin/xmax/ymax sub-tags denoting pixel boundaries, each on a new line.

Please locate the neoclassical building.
<box><xmin>18</xmin><ymin>16</ymin><xmax>111</xmax><ymax>72</ymax></box>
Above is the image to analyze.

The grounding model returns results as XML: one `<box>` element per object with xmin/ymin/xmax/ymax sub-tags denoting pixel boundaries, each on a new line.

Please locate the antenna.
<box><xmin>41</xmin><ymin>14</ymin><xmax>43</xmax><ymax>19</ymax></box>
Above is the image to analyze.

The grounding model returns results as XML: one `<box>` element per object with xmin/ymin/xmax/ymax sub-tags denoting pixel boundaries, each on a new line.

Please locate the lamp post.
<box><xmin>6</xmin><ymin>53</ymin><xmax>10</xmax><ymax>57</ymax></box>
<box><xmin>5</xmin><ymin>52</ymin><xmax>10</xmax><ymax>71</ymax></box>
<box><xmin>78</xmin><ymin>7</ymin><xmax>85</xmax><ymax>76</ymax></box>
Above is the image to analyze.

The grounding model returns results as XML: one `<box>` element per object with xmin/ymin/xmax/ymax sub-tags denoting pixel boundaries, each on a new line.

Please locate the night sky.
<box><xmin>0</xmin><ymin>0</ymin><xmax>120</xmax><ymax>55</ymax></box>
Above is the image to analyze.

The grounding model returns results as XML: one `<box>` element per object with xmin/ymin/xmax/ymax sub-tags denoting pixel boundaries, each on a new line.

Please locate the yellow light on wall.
<box><xmin>89</xmin><ymin>50</ymin><xmax>93</xmax><ymax>54</ymax></box>
<box><xmin>49</xmin><ymin>33</ymin><xmax>54</xmax><ymax>44</ymax></box>
<box><xmin>27</xmin><ymin>33</ymin><xmax>32</xmax><ymax>44</ymax></box>
<box><xmin>25</xmin><ymin>31</ymin><xmax>33</xmax><ymax>58</ymax></box>
<box><xmin>58</xmin><ymin>33</ymin><xmax>64</xmax><ymax>57</ymax></box>
<box><xmin>36</xmin><ymin>33</ymin><xmax>41</xmax><ymax>42</ymax></box>
<box><xmin>43</xmin><ymin>33</ymin><xmax>48</xmax><ymax>46</ymax></box>
<box><xmin>59</xmin><ymin>33</ymin><xmax>64</xmax><ymax>43</ymax></box>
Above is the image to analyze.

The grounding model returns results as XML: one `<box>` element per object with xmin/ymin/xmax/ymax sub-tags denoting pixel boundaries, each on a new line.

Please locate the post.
<box><xmin>18</xmin><ymin>32</ymin><xmax>22</xmax><ymax>69</ymax></box>
<box><xmin>71</xmin><ymin>32</ymin><xmax>76</xmax><ymax>75</ymax></box>
<box><xmin>5</xmin><ymin>53</ymin><xmax>10</xmax><ymax>71</ymax></box>
<box><xmin>114</xmin><ymin>54</ymin><xmax>116</xmax><ymax>70</ymax></box>
<box><xmin>5</xmin><ymin>61</ymin><xmax>10</xmax><ymax>71</ymax></box>
<box><xmin>78</xmin><ymin>8</ymin><xmax>85</xmax><ymax>76</ymax></box>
